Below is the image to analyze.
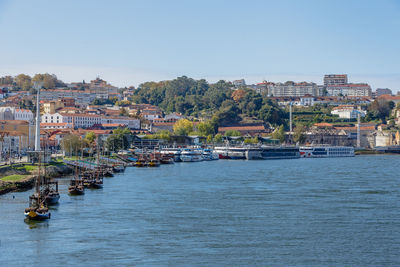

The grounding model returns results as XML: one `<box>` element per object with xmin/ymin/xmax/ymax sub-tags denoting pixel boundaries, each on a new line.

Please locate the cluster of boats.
<box><xmin>23</xmin><ymin>144</ymin><xmax>355</xmax><ymax>221</ymax></box>
<box><xmin>24</xmin><ymin>155</ymin><xmax>125</xmax><ymax>221</ymax></box>
<box><xmin>152</xmin><ymin>145</ymin><xmax>355</xmax><ymax>161</ymax></box>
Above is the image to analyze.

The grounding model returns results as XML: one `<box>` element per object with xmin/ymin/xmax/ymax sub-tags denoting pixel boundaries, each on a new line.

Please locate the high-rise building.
<box><xmin>324</xmin><ymin>74</ymin><xmax>348</xmax><ymax>86</ymax></box>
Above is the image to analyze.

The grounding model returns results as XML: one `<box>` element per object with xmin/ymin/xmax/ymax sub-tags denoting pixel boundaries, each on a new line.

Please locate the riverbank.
<box><xmin>0</xmin><ymin>163</ymin><xmax>73</xmax><ymax>195</ymax></box>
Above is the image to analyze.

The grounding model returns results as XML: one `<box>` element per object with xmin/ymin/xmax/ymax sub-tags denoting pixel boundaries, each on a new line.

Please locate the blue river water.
<box><xmin>1</xmin><ymin>155</ymin><xmax>400</xmax><ymax>266</ymax></box>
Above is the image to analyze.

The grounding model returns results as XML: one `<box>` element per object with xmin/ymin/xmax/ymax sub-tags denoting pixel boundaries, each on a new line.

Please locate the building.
<box><xmin>268</xmin><ymin>82</ymin><xmax>319</xmax><ymax>97</ymax></box>
<box><xmin>377</xmin><ymin>95</ymin><xmax>400</xmax><ymax>105</ymax></box>
<box><xmin>299</xmin><ymin>95</ymin><xmax>315</xmax><ymax>106</ymax></box>
<box><xmin>40</xmin><ymin>89</ymin><xmax>98</xmax><ymax>105</ymax></box>
<box><xmin>101</xmin><ymin>116</ymin><xmax>140</xmax><ymax>129</ymax></box>
<box><xmin>0</xmin><ymin>120</ymin><xmax>33</xmax><ymax>153</ymax></box>
<box><xmin>41</xmin><ymin>113</ymin><xmax>140</xmax><ymax>129</ymax></box>
<box><xmin>141</xmin><ymin>107</ymin><xmax>163</xmax><ymax>121</ymax></box>
<box><xmin>375</xmin><ymin>88</ymin><xmax>392</xmax><ymax>97</ymax></box>
<box><xmin>40</xmin><ymin>122</ymin><xmax>71</xmax><ymax>129</ymax></box>
<box><xmin>218</xmin><ymin>124</ymin><xmax>270</xmax><ymax>136</ymax></box>
<box><xmin>0</xmin><ymin>107</ymin><xmax>34</xmax><ymax>122</ymax></box>
<box><xmin>331</xmin><ymin>105</ymin><xmax>366</xmax><ymax>119</ymax></box>
<box><xmin>232</xmin><ymin>79</ymin><xmax>246</xmax><ymax>87</ymax></box>
<box><xmin>43</xmin><ymin>100</ymin><xmax>64</xmax><ymax>114</ymax></box>
<box><xmin>326</xmin><ymin>84</ymin><xmax>372</xmax><ymax>97</ymax></box>
<box><xmin>324</xmin><ymin>74</ymin><xmax>348</xmax><ymax>86</ymax></box>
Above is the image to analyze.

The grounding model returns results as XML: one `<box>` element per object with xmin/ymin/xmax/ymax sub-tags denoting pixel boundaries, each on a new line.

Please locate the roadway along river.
<box><xmin>1</xmin><ymin>155</ymin><xmax>400</xmax><ymax>266</ymax></box>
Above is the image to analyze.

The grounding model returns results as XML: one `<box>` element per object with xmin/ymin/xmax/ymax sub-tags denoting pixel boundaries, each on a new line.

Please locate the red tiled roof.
<box><xmin>377</xmin><ymin>95</ymin><xmax>400</xmax><ymax>101</ymax></box>
<box><xmin>102</xmin><ymin>123</ymin><xmax>126</xmax><ymax>127</ymax></box>
<box><xmin>218</xmin><ymin>125</ymin><xmax>266</xmax><ymax>132</ymax></box>
<box><xmin>40</xmin><ymin>123</ymin><xmax>68</xmax><ymax>126</ymax></box>
<box><xmin>153</xmin><ymin>122</ymin><xmax>175</xmax><ymax>126</ymax></box>
<box><xmin>313</xmin><ymin>123</ymin><xmax>333</xmax><ymax>128</ymax></box>
<box><xmin>334</xmin><ymin>126</ymin><xmax>376</xmax><ymax>131</ymax></box>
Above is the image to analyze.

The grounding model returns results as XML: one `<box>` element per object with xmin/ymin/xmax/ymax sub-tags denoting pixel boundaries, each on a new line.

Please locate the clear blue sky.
<box><xmin>0</xmin><ymin>0</ymin><xmax>399</xmax><ymax>90</ymax></box>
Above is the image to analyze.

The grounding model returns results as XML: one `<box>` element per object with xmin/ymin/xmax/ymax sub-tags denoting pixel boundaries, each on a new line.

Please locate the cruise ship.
<box><xmin>299</xmin><ymin>146</ymin><xmax>355</xmax><ymax>158</ymax></box>
<box><xmin>260</xmin><ymin>146</ymin><xmax>300</xmax><ymax>159</ymax></box>
<box><xmin>214</xmin><ymin>146</ymin><xmax>300</xmax><ymax>160</ymax></box>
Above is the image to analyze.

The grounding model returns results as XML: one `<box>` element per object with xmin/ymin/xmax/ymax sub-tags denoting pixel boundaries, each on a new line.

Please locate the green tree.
<box><xmin>368</xmin><ymin>99</ymin><xmax>394</xmax><ymax>123</ymax></box>
<box><xmin>105</xmin><ymin>127</ymin><xmax>131</xmax><ymax>152</ymax></box>
<box><xmin>272</xmin><ymin>125</ymin><xmax>285</xmax><ymax>143</ymax></box>
<box><xmin>293</xmin><ymin>125</ymin><xmax>306</xmax><ymax>144</ymax></box>
<box><xmin>197</xmin><ymin>121</ymin><xmax>215</xmax><ymax>136</ymax></box>
<box><xmin>85</xmin><ymin>131</ymin><xmax>96</xmax><ymax>146</ymax></box>
<box><xmin>244</xmin><ymin>137</ymin><xmax>259</xmax><ymax>144</ymax></box>
<box><xmin>0</xmin><ymin>75</ymin><xmax>13</xmax><ymax>85</ymax></box>
<box><xmin>32</xmin><ymin>73</ymin><xmax>64</xmax><ymax>89</ymax></box>
<box><xmin>119</xmin><ymin>107</ymin><xmax>129</xmax><ymax>116</ymax></box>
<box><xmin>224</xmin><ymin>130</ymin><xmax>241</xmax><ymax>137</ymax></box>
<box><xmin>153</xmin><ymin>130</ymin><xmax>171</xmax><ymax>141</ymax></box>
<box><xmin>173</xmin><ymin>119</ymin><xmax>193</xmax><ymax>136</ymax></box>
<box><xmin>216</xmin><ymin>100</ymin><xmax>241</xmax><ymax>126</ymax></box>
<box><xmin>213</xmin><ymin>133</ymin><xmax>223</xmax><ymax>143</ymax></box>
<box><xmin>15</xmin><ymin>74</ymin><xmax>32</xmax><ymax>90</ymax></box>
<box><xmin>61</xmin><ymin>135</ymin><xmax>86</xmax><ymax>156</ymax></box>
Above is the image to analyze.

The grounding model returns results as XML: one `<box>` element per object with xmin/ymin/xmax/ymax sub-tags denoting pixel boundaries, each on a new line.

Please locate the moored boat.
<box><xmin>180</xmin><ymin>148</ymin><xmax>203</xmax><ymax>162</ymax></box>
<box><xmin>24</xmin><ymin>155</ymin><xmax>51</xmax><ymax>221</ymax></box>
<box><xmin>43</xmin><ymin>181</ymin><xmax>60</xmax><ymax>205</ymax></box>
<box><xmin>68</xmin><ymin>179</ymin><xmax>85</xmax><ymax>195</ymax></box>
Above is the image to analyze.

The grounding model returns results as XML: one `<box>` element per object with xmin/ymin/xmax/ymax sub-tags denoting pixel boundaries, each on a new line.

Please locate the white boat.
<box><xmin>180</xmin><ymin>148</ymin><xmax>203</xmax><ymax>162</ymax></box>
<box><xmin>202</xmin><ymin>149</ymin><xmax>219</xmax><ymax>161</ymax></box>
<box><xmin>160</xmin><ymin>148</ymin><xmax>182</xmax><ymax>162</ymax></box>
<box><xmin>300</xmin><ymin>146</ymin><xmax>354</xmax><ymax>158</ymax></box>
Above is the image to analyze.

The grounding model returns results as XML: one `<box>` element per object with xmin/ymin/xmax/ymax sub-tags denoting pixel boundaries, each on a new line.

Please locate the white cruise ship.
<box><xmin>299</xmin><ymin>146</ymin><xmax>355</xmax><ymax>158</ymax></box>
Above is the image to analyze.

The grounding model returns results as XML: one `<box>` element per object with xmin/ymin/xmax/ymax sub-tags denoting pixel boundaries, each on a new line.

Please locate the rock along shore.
<box><xmin>0</xmin><ymin>164</ymin><xmax>73</xmax><ymax>196</ymax></box>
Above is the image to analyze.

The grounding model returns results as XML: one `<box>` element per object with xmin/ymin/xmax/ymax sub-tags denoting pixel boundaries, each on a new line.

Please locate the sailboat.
<box><xmin>42</xmin><ymin>151</ymin><xmax>60</xmax><ymax>204</ymax></box>
<box><xmin>68</xmin><ymin>166</ymin><xmax>85</xmax><ymax>195</ymax></box>
<box><xmin>24</xmin><ymin>154</ymin><xmax>51</xmax><ymax>220</ymax></box>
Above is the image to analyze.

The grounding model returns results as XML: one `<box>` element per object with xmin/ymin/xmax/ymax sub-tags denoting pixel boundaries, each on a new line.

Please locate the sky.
<box><xmin>0</xmin><ymin>0</ymin><xmax>399</xmax><ymax>90</ymax></box>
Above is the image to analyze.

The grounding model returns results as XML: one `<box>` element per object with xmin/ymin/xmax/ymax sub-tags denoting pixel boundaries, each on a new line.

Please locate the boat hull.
<box><xmin>24</xmin><ymin>211</ymin><xmax>51</xmax><ymax>221</ymax></box>
<box><xmin>45</xmin><ymin>194</ymin><xmax>60</xmax><ymax>205</ymax></box>
<box><xmin>68</xmin><ymin>188</ymin><xmax>85</xmax><ymax>195</ymax></box>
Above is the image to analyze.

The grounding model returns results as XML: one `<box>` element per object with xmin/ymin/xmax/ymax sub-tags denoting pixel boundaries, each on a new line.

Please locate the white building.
<box><xmin>268</xmin><ymin>82</ymin><xmax>320</xmax><ymax>97</ymax></box>
<box><xmin>299</xmin><ymin>96</ymin><xmax>315</xmax><ymax>106</ymax></box>
<box><xmin>331</xmin><ymin>106</ymin><xmax>366</xmax><ymax>119</ymax></box>
<box><xmin>326</xmin><ymin>84</ymin><xmax>372</xmax><ymax>97</ymax></box>
<box><xmin>41</xmin><ymin>113</ymin><xmax>140</xmax><ymax>129</ymax></box>
<box><xmin>101</xmin><ymin>116</ymin><xmax>140</xmax><ymax>129</ymax></box>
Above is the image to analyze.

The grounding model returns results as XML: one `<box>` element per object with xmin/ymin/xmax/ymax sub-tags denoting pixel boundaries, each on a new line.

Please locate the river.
<box><xmin>1</xmin><ymin>155</ymin><xmax>400</xmax><ymax>266</ymax></box>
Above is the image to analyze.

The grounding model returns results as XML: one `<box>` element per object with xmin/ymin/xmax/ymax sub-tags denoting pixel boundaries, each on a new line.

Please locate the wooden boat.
<box><xmin>160</xmin><ymin>154</ymin><xmax>174</xmax><ymax>164</ymax></box>
<box><xmin>68</xmin><ymin>179</ymin><xmax>85</xmax><ymax>195</ymax></box>
<box><xmin>24</xmin><ymin>154</ymin><xmax>51</xmax><ymax>221</ymax></box>
<box><xmin>135</xmin><ymin>158</ymin><xmax>147</xmax><ymax>167</ymax></box>
<box><xmin>148</xmin><ymin>159</ymin><xmax>160</xmax><ymax>167</ymax></box>
<box><xmin>112</xmin><ymin>164</ymin><xmax>125</xmax><ymax>173</ymax></box>
<box><xmin>69</xmin><ymin>165</ymin><xmax>85</xmax><ymax>195</ymax></box>
<box><xmin>43</xmin><ymin>180</ymin><xmax>60</xmax><ymax>205</ymax></box>
<box><xmin>24</xmin><ymin>198</ymin><xmax>51</xmax><ymax>221</ymax></box>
